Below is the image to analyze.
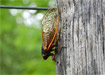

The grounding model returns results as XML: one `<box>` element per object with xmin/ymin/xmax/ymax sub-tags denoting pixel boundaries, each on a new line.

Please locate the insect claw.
<box><xmin>60</xmin><ymin>46</ymin><xmax>67</xmax><ymax>48</ymax></box>
<box><xmin>49</xmin><ymin>53</ymin><xmax>55</xmax><ymax>61</ymax></box>
<box><xmin>52</xmin><ymin>55</ymin><xmax>55</xmax><ymax>61</ymax></box>
<box><xmin>55</xmin><ymin>46</ymin><xmax>67</xmax><ymax>49</ymax></box>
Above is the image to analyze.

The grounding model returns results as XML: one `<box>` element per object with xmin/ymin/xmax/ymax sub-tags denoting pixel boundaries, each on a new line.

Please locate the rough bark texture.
<box><xmin>55</xmin><ymin>0</ymin><xmax>105</xmax><ymax>75</ymax></box>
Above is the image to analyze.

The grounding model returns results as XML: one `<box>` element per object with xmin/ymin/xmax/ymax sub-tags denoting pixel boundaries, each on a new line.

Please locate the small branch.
<box><xmin>0</xmin><ymin>5</ymin><xmax>49</xmax><ymax>10</ymax></box>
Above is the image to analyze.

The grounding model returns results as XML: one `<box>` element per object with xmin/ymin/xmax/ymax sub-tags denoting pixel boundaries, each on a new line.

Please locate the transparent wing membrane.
<box><xmin>41</xmin><ymin>8</ymin><xmax>59</xmax><ymax>51</ymax></box>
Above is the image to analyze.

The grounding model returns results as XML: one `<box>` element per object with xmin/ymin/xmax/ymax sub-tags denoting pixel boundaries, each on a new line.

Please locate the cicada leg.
<box><xmin>51</xmin><ymin>38</ymin><xmax>66</xmax><ymax>51</ymax></box>
<box><xmin>49</xmin><ymin>53</ymin><xmax>55</xmax><ymax>61</ymax></box>
<box><xmin>51</xmin><ymin>27</ymin><xmax>66</xmax><ymax>51</ymax></box>
<box><xmin>51</xmin><ymin>38</ymin><xmax>59</xmax><ymax>48</ymax></box>
<box><xmin>52</xmin><ymin>46</ymin><xmax>66</xmax><ymax>51</ymax></box>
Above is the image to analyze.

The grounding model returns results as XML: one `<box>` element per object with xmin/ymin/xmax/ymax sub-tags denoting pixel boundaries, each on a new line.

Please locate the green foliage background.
<box><xmin>0</xmin><ymin>0</ymin><xmax>56</xmax><ymax>75</ymax></box>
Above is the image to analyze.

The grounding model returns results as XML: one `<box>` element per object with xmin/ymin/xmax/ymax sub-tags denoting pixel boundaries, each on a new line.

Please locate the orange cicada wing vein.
<box><xmin>47</xmin><ymin>14</ymin><xmax>59</xmax><ymax>51</ymax></box>
<box><xmin>41</xmin><ymin>8</ymin><xmax>59</xmax><ymax>51</ymax></box>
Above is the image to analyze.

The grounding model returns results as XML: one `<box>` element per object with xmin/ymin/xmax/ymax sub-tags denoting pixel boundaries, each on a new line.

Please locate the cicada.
<box><xmin>41</xmin><ymin>8</ymin><xmax>59</xmax><ymax>60</ymax></box>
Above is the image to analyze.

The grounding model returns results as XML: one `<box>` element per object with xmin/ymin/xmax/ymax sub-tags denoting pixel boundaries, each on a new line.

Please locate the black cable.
<box><xmin>0</xmin><ymin>5</ymin><xmax>49</xmax><ymax>10</ymax></box>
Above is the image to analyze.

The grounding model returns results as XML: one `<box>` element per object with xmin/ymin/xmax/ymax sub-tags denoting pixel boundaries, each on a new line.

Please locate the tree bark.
<box><xmin>55</xmin><ymin>0</ymin><xmax>105</xmax><ymax>75</ymax></box>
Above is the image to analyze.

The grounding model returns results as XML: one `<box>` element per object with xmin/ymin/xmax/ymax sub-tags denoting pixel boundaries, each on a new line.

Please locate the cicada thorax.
<box><xmin>42</xmin><ymin>8</ymin><xmax>59</xmax><ymax>51</ymax></box>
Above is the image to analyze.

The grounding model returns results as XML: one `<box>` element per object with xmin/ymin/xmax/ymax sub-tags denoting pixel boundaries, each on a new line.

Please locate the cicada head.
<box><xmin>41</xmin><ymin>44</ymin><xmax>50</xmax><ymax>60</ymax></box>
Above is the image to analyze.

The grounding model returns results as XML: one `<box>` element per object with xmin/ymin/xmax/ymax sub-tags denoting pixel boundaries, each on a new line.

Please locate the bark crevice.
<box><xmin>56</xmin><ymin>0</ymin><xmax>105</xmax><ymax>75</ymax></box>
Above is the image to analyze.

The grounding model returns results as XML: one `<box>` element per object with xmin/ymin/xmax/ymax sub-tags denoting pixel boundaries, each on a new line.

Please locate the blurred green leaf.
<box><xmin>0</xmin><ymin>0</ymin><xmax>56</xmax><ymax>75</ymax></box>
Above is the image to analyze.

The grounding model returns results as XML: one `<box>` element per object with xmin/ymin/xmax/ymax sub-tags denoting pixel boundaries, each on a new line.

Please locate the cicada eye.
<box><xmin>42</xmin><ymin>54</ymin><xmax>48</xmax><ymax>60</ymax></box>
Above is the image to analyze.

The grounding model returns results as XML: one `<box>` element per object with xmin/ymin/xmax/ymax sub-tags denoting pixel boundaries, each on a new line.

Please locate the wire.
<box><xmin>0</xmin><ymin>5</ymin><xmax>49</xmax><ymax>10</ymax></box>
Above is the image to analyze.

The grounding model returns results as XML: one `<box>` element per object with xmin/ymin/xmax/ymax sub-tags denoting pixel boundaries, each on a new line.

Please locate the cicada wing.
<box><xmin>42</xmin><ymin>8</ymin><xmax>59</xmax><ymax>51</ymax></box>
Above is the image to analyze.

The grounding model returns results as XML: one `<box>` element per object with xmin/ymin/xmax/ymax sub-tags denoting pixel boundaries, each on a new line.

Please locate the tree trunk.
<box><xmin>55</xmin><ymin>0</ymin><xmax>105</xmax><ymax>75</ymax></box>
